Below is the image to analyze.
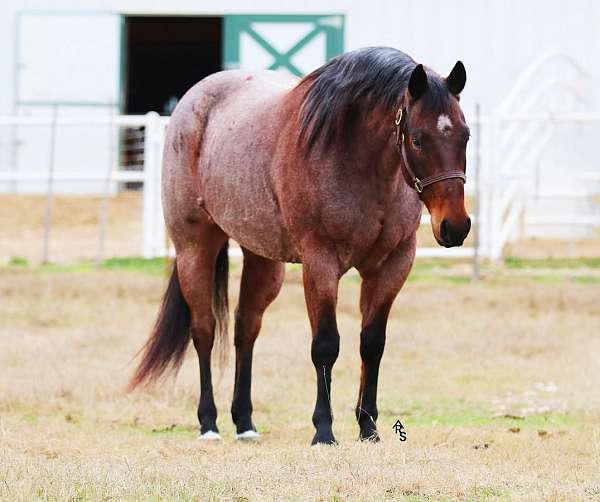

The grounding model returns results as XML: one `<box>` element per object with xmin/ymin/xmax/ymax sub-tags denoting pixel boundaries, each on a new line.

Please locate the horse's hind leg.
<box><xmin>231</xmin><ymin>248</ymin><xmax>285</xmax><ymax>439</ymax></box>
<box><xmin>174</xmin><ymin>223</ymin><xmax>228</xmax><ymax>439</ymax></box>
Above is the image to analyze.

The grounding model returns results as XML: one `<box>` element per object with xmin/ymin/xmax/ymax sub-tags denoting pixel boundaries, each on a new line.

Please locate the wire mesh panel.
<box><xmin>0</xmin><ymin>109</ymin><xmax>599</xmax><ymax>265</ymax></box>
<box><xmin>0</xmin><ymin>115</ymin><xmax>153</xmax><ymax>264</ymax></box>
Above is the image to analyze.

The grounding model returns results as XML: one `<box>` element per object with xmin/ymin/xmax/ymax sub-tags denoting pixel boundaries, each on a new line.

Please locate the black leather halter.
<box><xmin>395</xmin><ymin>105</ymin><xmax>466</xmax><ymax>195</ymax></box>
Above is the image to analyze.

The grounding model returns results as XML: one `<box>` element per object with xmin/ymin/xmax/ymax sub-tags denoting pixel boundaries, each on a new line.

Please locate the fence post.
<box><xmin>486</xmin><ymin>114</ymin><xmax>502</xmax><ymax>261</ymax></box>
<box><xmin>96</xmin><ymin>108</ymin><xmax>115</xmax><ymax>266</ymax></box>
<box><xmin>42</xmin><ymin>104</ymin><xmax>58</xmax><ymax>264</ymax></box>
<box><xmin>471</xmin><ymin>103</ymin><xmax>481</xmax><ymax>282</ymax></box>
<box><xmin>142</xmin><ymin>112</ymin><xmax>165</xmax><ymax>259</ymax></box>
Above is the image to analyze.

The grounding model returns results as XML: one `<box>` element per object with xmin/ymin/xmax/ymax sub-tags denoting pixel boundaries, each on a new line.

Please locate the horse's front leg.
<box><xmin>302</xmin><ymin>249</ymin><xmax>342</xmax><ymax>445</ymax></box>
<box><xmin>356</xmin><ymin>237</ymin><xmax>416</xmax><ymax>441</ymax></box>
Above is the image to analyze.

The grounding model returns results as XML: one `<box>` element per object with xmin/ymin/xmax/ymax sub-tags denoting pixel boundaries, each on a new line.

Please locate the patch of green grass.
<box><xmin>413</xmin><ymin>259</ymin><xmax>463</xmax><ymax>271</ymax></box>
<box><xmin>8</xmin><ymin>256</ymin><xmax>29</xmax><ymax>267</ymax></box>
<box><xmin>72</xmin><ymin>482</ymin><xmax>96</xmax><ymax>501</ymax></box>
<box><xmin>6</xmin><ymin>254</ymin><xmax>599</xmax><ymax>286</ymax></box>
<box><xmin>405</xmin><ymin>272</ymin><xmax>472</xmax><ymax>284</ymax></box>
<box><xmin>343</xmin><ymin>272</ymin><xmax>361</xmax><ymax>283</ymax></box>
<box><xmin>102</xmin><ymin>256</ymin><xmax>169</xmax><ymax>275</ymax></box>
<box><xmin>38</xmin><ymin>261</ymin><xmax>96</xmax><ymax>274</ymax></box>
<box><xmin>286</xmin><ymin>263</ymin><xmax>303</xmax><ymax>273</ymax></box>
<box><xmin>524</xmin><ymin>274</ymin><xmax>600</xmax><ymax>285</ymax></box>
<box><xmin>21</xmin><ymin>412</ymin><xmax>38</xmax><ymax>425</ymax></box>
<box><xmin>335</xmin><ymin>259</ymin><xmax>470</xmax><ymax>284</ymax></box>
<box><xmin>442</xmin><ymin>275</ymin><xmax>470</xmax><ymax>284</ymax></box>
<box><xmin>129</xmin><ymin>423</ymin><xmax>196</xmax><ymax>438</ymax></box>
<box><xmin>468</xmin><ymin>485</ymin><xmax>509</xmax><ymax>501</ymax></box>
<box><xmin>3</xmin><ymin>257</ymin><xmax>169</xmax><ymax>275</ymax></box>
<box><xmin>3</xmin><ymin>402</ymin><xmax>87</xmax><ymax>428</ymax></box>
<box><xmin>529</xmin><ymin>274</ymin><xmax>566</xmax><ymax>284</ymax></box>
<box><xmin>4</xmin><ymin>255</ymin><xmax>243</xmax><ymax>276</ymax></box>
<box><xmin>340</xmin><ymin>264</ymin><xmax>472</xmax><ymax>285</ymax></box>
<box><xmin>380</xmin><ymin>398</ymin><xmax>578</xmax><ymax>429</ymax></box>
<box><xmin>505</xmin><ymin>256</ymin><xmax>600</xmax><ymax>269</ymax></box>
<box><xmin>571</xmin><ymin>275</ymin><xmax>600</xmax><ymax>284</ymax></box>
<box><xmin>400</xmin><ymin>495</ymin><xmax>460</xmax><ymax>502</ymax></box>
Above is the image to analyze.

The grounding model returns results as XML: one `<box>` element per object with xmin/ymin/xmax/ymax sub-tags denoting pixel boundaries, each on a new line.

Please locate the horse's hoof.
<box><xmin>236</xmin><ymin>430</ymin><xmax>260</xmax><ymax>441</ymax></box>
<box><xmin>311</xmin><ymin>433</ymin><xmax>338</xmax><ymax>446</ymax></box>
<box><xmin>359</xmin><ymin>431</ymin><xmax>380</xmax><ymax>442</ymax></box>
<box><xmin>198</xmin><ymin>430</ymin><xmax>221</xmax><ymax>441</ymax></box>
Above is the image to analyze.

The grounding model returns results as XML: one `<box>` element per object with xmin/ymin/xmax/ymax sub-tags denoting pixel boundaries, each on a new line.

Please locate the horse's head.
<box><xmin>399</xmin><ymin>62</ymin><xmax>471</xmax><ymax>248</ymax></box>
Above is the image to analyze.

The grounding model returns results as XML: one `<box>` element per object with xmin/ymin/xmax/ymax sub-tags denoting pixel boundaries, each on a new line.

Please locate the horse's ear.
<box><xmin>446</xmin><ymin>61</ymin><xmax>467</xmax><ymax>96</ymax></box>
<box><xmin>408</xmin><ymin>64</ymin><xmax>428</xmax><ymax>101</ymax></box>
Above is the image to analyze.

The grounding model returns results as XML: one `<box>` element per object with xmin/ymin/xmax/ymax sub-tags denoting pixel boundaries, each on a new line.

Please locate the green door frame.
<box><xmin>224</xmin><ymin>14</ymin><xmax>344</xmax><ymax>76</ymax></box>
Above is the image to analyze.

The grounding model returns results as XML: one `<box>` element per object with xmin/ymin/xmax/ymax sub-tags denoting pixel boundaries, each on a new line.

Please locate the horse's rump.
<box><xmin>162</xmin><ymin>70</ymin><xmax>301</xmax><ymax>262</ymax></box>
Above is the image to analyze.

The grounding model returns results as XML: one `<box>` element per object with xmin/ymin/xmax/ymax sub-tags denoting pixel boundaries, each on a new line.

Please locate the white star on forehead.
<box><xmin>437</xmin><ymin>114</ymin><xmax>453</xmax><ymax>134</ymax></box>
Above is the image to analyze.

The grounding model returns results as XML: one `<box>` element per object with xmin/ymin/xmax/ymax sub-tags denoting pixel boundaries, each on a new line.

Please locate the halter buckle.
<box><xmin>395</xmin><ymin>107</ymin><xmax>403</xmax><ymax>126</ymax></box>
<box><xmin>414</xmin><ymin>178</ymin><xmax>423</xmax><ymax>193</ymax></box>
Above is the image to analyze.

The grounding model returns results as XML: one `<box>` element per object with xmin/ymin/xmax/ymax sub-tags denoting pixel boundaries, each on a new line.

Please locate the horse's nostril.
<box><xmin>440</xmin><ymin>219</ymin><xmax>450</xmax><ymax>244</ymax></box>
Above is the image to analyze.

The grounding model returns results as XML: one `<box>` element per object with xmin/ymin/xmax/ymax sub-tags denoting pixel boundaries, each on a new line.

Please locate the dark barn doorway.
<box><xmin>121</xmin><ymin>16</ymin><xmax>222</xmax><ymax>188</ymax></box>
<box><xmin>124</xmin><ymin>16</ymin><xmax>223</xmax><ymax>115</ymax></box>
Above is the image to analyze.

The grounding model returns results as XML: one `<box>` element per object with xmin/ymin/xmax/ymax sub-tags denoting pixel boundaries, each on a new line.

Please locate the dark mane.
<box><xmin>297</xmin><ymin>47</ymin><xmax>451</xmax><ymax>150</ymax></box>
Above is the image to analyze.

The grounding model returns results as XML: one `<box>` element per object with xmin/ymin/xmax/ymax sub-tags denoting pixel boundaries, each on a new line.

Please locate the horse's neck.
<box><xmin>343</xmin><ymin>118</ymin><xmax>400</xmax><ymax>180</ymax></box>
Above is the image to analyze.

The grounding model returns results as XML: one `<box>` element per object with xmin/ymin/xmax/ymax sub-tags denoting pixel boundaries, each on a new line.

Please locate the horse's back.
<box><xmin>162</xmin><ymin>70</ymin><xmax>300</xmax><ymax>261</ymax></box>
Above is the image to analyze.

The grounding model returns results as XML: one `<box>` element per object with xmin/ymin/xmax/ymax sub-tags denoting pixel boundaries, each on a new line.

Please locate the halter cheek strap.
<box><xmin>395</xmin><ymin>106</ymin><xmax>466</xmax><ymax>195</ymax></box>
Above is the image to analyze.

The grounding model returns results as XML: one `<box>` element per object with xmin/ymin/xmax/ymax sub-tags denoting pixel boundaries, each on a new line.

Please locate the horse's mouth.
<box><xmin>434</xmin><ymin>233</ymin><xmax>467</xmax><ymax>248</ymax></box>
<box><xmin>434</xmin><ymin>217</ymin><xmax>471</xmax><ymax>248</ymax></box>
<box><xmin>440</xmin><ymin>238</ymin><xmax>465</xmax><ymax>248</ymax></box>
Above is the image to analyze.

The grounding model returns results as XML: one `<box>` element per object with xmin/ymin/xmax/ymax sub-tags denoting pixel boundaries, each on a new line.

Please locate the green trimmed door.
<box><xmin>224</xmin><ymin>15</ymin><xmax>344</xmax><ymax>77</ymax></box>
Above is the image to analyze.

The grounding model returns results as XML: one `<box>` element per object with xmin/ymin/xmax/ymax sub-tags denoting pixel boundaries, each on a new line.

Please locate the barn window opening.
<box><xmin>122</xmin><ymin>16</ymin><xmax>222</xmax><ymax>188</ymax></box>
<box><xmin>124</xmin><ymin>16</ymin><xmax>222</xmax><ymax>115</ymax></box>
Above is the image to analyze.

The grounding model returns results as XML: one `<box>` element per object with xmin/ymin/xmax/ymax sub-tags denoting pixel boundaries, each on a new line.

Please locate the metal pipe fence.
<box><xmin>1</xmin><ymin>110</ymin><xmax>599</xmax><ymax>264</ymax></box>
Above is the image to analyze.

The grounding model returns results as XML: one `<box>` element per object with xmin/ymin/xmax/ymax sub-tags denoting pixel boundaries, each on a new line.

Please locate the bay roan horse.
<box><xmin>130</xmin><ymin>47</ymin><xmax>471</xmax><ymax>445</ymax></box>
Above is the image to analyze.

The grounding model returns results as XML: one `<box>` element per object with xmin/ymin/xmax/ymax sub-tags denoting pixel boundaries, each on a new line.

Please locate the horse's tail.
<box><xmin>128</xmin><ymin>260</ymin><xmax>191</xmax><ymax>389</ymax></box>
<box><xmin>128</xmin><ymin>243</ymin><xmax>230</xmax><ymax>390</ymax></box>
<box><xmin>213</xmin><ymin>242</ymin><xmax>230</xmax><ymax>368</ymax></box>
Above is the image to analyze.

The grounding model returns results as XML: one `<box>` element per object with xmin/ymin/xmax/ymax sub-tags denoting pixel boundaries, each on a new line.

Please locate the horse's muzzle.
<box><xmin>439</xmin><ymin>217</ymin><xmax>471</xmax><ymax>248</ymax></box>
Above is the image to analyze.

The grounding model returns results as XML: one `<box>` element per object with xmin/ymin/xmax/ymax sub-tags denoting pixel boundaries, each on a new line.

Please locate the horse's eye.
<box><xmin>411</xmin><ymin>137</ymin><xmax>422</xmax><ymax>149</ymax></box>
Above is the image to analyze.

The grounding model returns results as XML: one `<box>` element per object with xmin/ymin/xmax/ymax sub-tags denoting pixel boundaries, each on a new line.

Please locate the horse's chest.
<box><xmin>352</xmin><ymin>197</ymin><xmax>421</xmax><ymax>268</ymax></box>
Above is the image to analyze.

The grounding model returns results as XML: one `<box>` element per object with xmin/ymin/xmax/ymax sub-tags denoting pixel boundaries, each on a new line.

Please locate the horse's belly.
<box><xmin>200</xmin><ymin>129</ymin><xmax>298</xmax><ymax>262</ymax></box>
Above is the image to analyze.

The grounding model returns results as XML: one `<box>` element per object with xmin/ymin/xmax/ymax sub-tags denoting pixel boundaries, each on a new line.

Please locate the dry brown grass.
<box><xmin>1</xmin><ymin>265</ymin><xmax>599</xmax><ymax>501</ymax></box>
<box><xmin>0</xmin><ymin>193</ymin><xmax>143</xmax><ymax>263</ymax></box>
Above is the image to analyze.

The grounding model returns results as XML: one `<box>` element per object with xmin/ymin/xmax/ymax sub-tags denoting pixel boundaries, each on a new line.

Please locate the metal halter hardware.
<box><xmin>394</xmin><ymin>105</ymin><xmax>466</xmax><ymax>196</ymax></box>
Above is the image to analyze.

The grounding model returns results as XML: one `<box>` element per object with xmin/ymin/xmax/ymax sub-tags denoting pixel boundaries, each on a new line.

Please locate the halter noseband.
<box><xmin>394</xmin><ymin>106</ymin><xmax>466</xmax><ymax>195</ymax></box>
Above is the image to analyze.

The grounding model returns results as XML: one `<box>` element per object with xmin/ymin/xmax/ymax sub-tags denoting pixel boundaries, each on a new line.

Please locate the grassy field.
<box><xmin>1</xmin><ymin>258</ymin><xmax>600</xmax><ymax>501</ymax></box>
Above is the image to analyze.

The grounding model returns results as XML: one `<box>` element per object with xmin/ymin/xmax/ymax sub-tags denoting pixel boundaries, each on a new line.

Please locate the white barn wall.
<box><xmin>1</xmin><ymin>0</ymin><xmax>599</xmax><ymax>196</ymax></box>
<box><xmin>1</xmin><ymin>0</ymin><xmax>599</xmax><ymax>115</ymax></box>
